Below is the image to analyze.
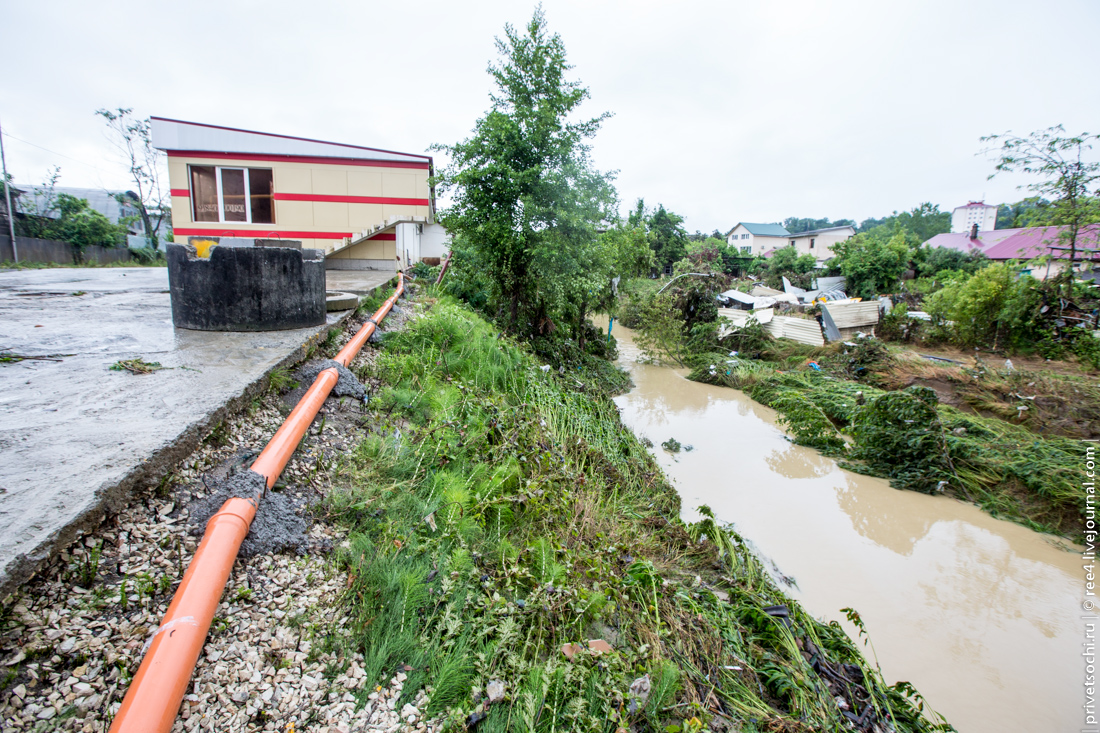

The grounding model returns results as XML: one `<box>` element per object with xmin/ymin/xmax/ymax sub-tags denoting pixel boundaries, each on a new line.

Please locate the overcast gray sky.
<box><xmin>3</xmin><ymin>0</ymin><xmax>1097</xmax><ymax>233</ymax></box>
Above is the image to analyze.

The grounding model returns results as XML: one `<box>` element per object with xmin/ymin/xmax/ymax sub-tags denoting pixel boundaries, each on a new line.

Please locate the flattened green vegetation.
<box><xmin>325</xmin><ymin>299</ymin><xmax>950</xmax><ymax>732</ymax></box>
<box><xmin>691</xmin><ymin>342</ymin><xmax>1085</xmax><ymax>542</ymax></box>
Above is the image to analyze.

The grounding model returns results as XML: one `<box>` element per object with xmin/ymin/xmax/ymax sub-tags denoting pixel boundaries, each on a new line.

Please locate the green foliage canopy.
<box><xmin>629</xmin><ymin>199</ymin><xmax>688</xmax><ymax>271</ymax></box>
<box><xmin>432</xmin><ymin>8</ymin><xmax>616</xmax><ymax>338</ymax></box>
<box><xmin>599</xmin><ymin>222</ymin><xmax>654</xmax><ymax>278</ymax></box>
<box><xmin>783</xmin><ymin>216</ymin><xmax>855</xmax><ymax>234</ymax></box>
<box><xmin>830</xmin><ymin>229</ymin><xmax>911</xmax><ymax>298</ymax></box>
<box><xmin>983</xmin><ymin>126</ymin><xmax>1100</xmax><ymax>286</ymax></box>
<box><xmin>15</xmin><ymin>171</ymin><xmax>126</xmax><ymax>254</ymax></box>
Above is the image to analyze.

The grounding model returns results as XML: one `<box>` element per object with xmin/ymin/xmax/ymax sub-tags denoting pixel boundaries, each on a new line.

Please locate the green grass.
<box><xmin>325</xmin><ymin>297</ymin><xmax>951</xmax><ymax>732</ymax></box>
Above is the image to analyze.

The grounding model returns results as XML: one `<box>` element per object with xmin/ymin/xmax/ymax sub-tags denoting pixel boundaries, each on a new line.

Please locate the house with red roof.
<box><xmin>923</xmin><ymin>224</ymin><xmax>1100</xmax><ymax>279</ymax></box>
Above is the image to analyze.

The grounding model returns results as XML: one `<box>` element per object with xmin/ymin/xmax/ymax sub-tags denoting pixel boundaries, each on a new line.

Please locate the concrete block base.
<box><xmin>167</xmin><ymin>243</ymin><xmax>326</xmax><ymax>331</ymax></box>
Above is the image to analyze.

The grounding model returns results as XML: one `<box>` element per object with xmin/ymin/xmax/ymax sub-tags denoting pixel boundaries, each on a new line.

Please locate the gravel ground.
<box><xmin>0</xmin><ymin>288</ymin><xmax>440</xmax><ymax>733</ymax></box>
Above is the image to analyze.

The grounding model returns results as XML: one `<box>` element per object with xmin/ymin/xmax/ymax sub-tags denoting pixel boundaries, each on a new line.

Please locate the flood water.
<box><xmin>600</xmin><ymin>318</ymin><xmax>1081</xmax><ymax>733</ymax></box>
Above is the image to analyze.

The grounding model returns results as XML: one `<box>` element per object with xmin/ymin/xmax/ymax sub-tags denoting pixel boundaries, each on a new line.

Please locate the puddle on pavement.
<box><xmin>598</xmin><ymin>317</ymin><xmax>1080</xmax><ymax>733</ymax></box>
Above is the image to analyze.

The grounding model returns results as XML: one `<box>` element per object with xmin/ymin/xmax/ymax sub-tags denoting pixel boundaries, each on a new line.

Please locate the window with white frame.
<box><xmin>740</xmin><ymin>245</ymin><xmax>751</xmax><ymax>254</ymax></box>
<box><xmin>190</xmin><ymin>166</ymin><xmax>274</xmax><ymax>224</ymax></box>
<box><xmin>741</xmin><ymin>233</ymin><xmax>749</xmax><ymax>240</ymax></box>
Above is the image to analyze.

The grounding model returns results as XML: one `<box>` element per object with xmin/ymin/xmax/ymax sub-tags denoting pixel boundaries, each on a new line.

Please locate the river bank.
<box><xmin>602</xmin><ymin>317</ymin><xmax>1081</xmax><ymax>733</ymax></box>
<box><xmin>321</xmin><ymin>296</ymin><xmax>947</xmax><ymax>732</ymax></box>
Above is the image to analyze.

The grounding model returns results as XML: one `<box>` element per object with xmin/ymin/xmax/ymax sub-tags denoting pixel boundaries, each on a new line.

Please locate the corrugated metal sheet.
<box><xmin>721</xmin><ymin>289</ymin><xmax>758</xmax><ymax>306</ymax></box>
<box><xmin>774</xmin><ymin>318</ymin><xmax>825</xmax><ymax>346</ymax></box>
<box><xmin>813</xmin><ymin>276</ymin><xmax>846</xmax><ymax>291</ymax></box>
<box><xmin>822</xmin><ymin>301</ymin><xmax>879</xmax><ymax>329</ymax></box>
<box><xmin>718</xmin><ymin>308</ymin><xmax>824</xmax><ymax>346</ymax></box>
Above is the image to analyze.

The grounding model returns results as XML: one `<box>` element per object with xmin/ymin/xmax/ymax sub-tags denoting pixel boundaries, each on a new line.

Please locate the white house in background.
<box><xmin>951</xmin><ymin>201</ymin><xmax>997</xmax><ymax>233</ymax></box>
<box><xmin>786</xmin><ymin>225</ymin><xmax>856</xmax><ymax>263</ymax></box>
<box><xmin>725</xmin><ymin>222</ymin><xmax>790</xmax><ymax>256</ymax></box>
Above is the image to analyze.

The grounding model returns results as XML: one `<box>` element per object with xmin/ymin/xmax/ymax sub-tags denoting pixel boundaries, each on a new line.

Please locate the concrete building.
<box><xmin>725</xmin><ymin>222</ymin><xmax>790</xmax><ymax>256</ymax></box>
<box><xmin>151</xmin><ymin>117</ymin><xmax>445</xmax><ymax>269</ymax></box>
<box><xmin>951</xmin><ymin>201</ymin><xmax>997</xmax><ymax>234</ymax></box>
<box><xmin>786</xmin><ymin>225</ymin><xmax>856</xmax><ymax>263</ymax></box>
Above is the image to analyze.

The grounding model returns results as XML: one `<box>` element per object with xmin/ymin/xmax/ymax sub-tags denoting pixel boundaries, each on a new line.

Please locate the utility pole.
<box><xmin>0</xmin><ymin>116</ymin><xmax>17</xmax><ymax>263</ymax></box>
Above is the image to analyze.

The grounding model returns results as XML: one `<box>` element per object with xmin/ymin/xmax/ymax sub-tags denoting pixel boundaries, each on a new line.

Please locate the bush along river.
<box><xmin>601</xmin><ymin>317</ymin><xmax>1081</xmax><ymax>733</ymax></box>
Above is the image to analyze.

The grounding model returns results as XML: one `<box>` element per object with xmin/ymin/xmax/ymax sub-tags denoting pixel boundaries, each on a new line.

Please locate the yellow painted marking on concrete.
<box><xmin>193</xmin><ymin>239</ymin><xmax>218</xmax><ymax>258</ymax></box>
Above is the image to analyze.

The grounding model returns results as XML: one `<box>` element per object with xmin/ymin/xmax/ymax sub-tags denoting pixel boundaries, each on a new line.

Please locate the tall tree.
<box><xmin>433</xmin><ymin>8</ymin><xmax>616</xmax><ymax>337</ymax></box>
<box><xmin>995</xmin><ymin>197</ymin><xmax>1049</xmax><ymax>229</ymax></box>
<box><xmin>783</xmin><ymin>216</ymin><xmax>855</xmax><ymax>234</ymax></box>
<box><xmin>983</xmin><ymin>126</ymin><xmax>1100</xmax><ymax>287</ymax></box>
<box><xmin>97</xmin><ymin>108</ymin><xmax>170</xmax><ymax>247</ymax></box>
<box><xmin>893</xmin><ymin>203</ymin><xmax>950</xmax><ymax>242</ymax></box>
<box><xmin>622</xmin><ymin>199</ymin><xmax>687</xmax><ymax>272</ymax></box>
<box><xmin>830</xmin><ymin>229</ymin><xmax>912</xmax><ymax>298</ymax></box>
<box><xmin>647</xmin><ymin>204</ymin><xmax>687</xmax><ymax>271</ymax></box>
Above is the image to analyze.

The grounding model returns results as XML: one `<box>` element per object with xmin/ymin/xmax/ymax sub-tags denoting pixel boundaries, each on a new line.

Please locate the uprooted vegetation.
<box><xmin>323</xmin><ymin>297</ymin><xmax>950</xmax><ymax>732</ymax></box>
<box><xmin>690</xmin><ymin>323</ymin><xmax>1087</xmax><ymax>541</ymax></box>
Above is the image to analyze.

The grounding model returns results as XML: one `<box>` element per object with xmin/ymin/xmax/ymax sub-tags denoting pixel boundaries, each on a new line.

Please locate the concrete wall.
<box><xmin>751</xmin><ymin>235</ymin><xmax>787</xmax><ymax>256</ymax></box>
<box><xmin>166</xmin><ymin>154</ymin><xmax>432</xmax><ymax>254</ymax></box>
<box><xmin>0</xmin><ymin>235</ymin><xmax>133</xmax><ymax>265</ymax></box>
<box><xmin>396</xmin><ymin>223</ymin><xmax>420</xmax><ymax>271</ymax></box>
<box><xmin>166</xmin><ymin>243</ymin><xmax>326</xmax><ymax>331</ymax></box>
<box><xmin>420</xmin><ymin>222</ymin><xmax>451</xmax><ymax>260</ymax></box>
<box><xmin>788</xmin><ymin>230</ymin><xmax>855</xmax><ymax>259</ymax></box>
<box><xmin>325</xmin><ymin>236</ymin><xmax>397</xmax><ymax>268</ymax></box>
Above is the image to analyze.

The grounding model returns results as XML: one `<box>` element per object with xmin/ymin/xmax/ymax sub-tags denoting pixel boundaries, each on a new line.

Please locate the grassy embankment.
<box><xmin>321</xmin><ymin>296</ymin><xmax>950</xmax><ymax>732</ymax></box>
<box><xmin>688</xmin><ymin>324</ymin><xmax>1090</xmax><ymax>542</ymax></box>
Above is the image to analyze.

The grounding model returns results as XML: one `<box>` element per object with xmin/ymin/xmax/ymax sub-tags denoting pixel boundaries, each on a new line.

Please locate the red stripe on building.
<box><xmin>365</xmin><ymin>233</ymin><xmax>396</xmax><ymax>241</ymax></box>
<box><xmin>173</xmin><ymin>228</ymin><xmax>353</xmax><ymax>240</ymax></box>
<box><xmin>273</xmin><ymin>193</ymin><xmax>430</xmax><ymax>206</ymax></box>
<box><xmin>170</xmin><ymin>188</ymin><xmax>190</xmax><ymax>197</ymax></box>
<box><xmin>166</xmin><ymin>150</ymin><xmax>430</xmax><ymax>170</ymax></box>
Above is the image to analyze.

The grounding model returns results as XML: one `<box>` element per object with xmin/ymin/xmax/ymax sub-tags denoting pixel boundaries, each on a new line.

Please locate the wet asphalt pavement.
<box><xmin>0</xmin><ymin>267</ymin><xmax>368</xmax><ymax>598</ymax></box>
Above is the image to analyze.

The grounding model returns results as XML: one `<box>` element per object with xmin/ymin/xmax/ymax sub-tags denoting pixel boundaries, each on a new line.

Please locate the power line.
<box><xmin>0</xmin><ymin>130</ymin><xmax>107</xmax><ymax>174</ymax></box>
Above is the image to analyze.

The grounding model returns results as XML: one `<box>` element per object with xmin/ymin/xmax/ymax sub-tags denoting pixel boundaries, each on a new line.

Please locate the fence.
<box><xmin>0</xmin><ymin>235</ymin><xmax>133</xmax><ymax>265</ymax></box>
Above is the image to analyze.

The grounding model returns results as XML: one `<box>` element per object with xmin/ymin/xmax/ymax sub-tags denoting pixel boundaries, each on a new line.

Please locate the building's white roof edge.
<box><xmin>150</xmin><ymin>117</ymin><xmax>431</xmax><ymax>164</ymax></box>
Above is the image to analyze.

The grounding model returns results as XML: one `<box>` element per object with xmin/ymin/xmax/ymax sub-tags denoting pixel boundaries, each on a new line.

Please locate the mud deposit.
<box><xmin>184</xmin><ymin>470</ymin><xmax>313</xmax><ymax>557</ymax></box>
<box><xmin>600</xmin><ymin>317</ymin><xmax>1081</xmax><ymax>733</ymax></box>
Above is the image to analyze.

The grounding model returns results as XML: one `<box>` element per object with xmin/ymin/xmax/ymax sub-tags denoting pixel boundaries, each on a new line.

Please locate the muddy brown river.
<box><xmin>601</xmin><ymin>319</ymin><xmax>1080</xmax><ymax>733</ymax></box>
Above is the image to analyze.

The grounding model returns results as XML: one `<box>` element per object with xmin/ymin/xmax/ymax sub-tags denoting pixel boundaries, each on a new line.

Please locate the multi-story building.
<box><xmin>951</xmin><ymin>201</ymin><xmax>997</xmax><ymax>234</ymax></box>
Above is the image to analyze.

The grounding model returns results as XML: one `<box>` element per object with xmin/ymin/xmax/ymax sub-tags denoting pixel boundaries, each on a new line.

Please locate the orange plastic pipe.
<box><xmin>110</xmin><ymin>274</ymin><xmax>403</xmax><ymax>733</ymax></box>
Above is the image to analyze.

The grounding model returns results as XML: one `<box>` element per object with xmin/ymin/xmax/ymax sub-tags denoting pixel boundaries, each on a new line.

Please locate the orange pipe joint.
<box><xmin>110</xmin><ymin>494</ymin><xmax>257</xmax><ymax>733</ymax></box>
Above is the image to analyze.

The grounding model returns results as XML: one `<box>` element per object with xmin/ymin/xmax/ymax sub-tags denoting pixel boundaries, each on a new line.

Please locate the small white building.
<box><xmin>725</xmin><ymin>222</ymin><xmax>791</xmax><ymax>256</ymax></box>
<box><xmin>951</xmin><ymin>202</ymin><xmax>997</xmax><ymax>233</ymax></box>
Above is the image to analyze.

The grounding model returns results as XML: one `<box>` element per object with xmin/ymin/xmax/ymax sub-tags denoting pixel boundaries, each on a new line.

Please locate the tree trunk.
<box><xmin>138</xmin><ymin>203</ymin><xmax>156</xmax><ymax>249</ymax></box>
